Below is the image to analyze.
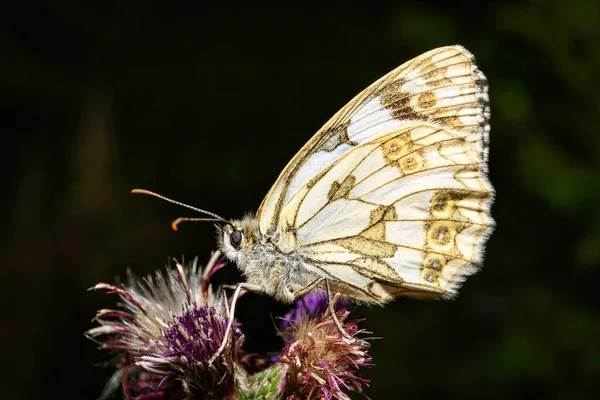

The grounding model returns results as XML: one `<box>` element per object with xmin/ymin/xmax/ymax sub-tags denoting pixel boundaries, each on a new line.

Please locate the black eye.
<box><xmin>230</xmin><ymin>230</ymin><xmax>243</xmax><ymax>249</ymax></box>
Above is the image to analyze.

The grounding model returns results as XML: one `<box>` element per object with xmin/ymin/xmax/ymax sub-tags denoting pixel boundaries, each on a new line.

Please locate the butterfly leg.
<box><xmin>291</xmin><ymin>277</ymin><xmax>325</xmax><ymax>298</ymax></box>
<box><xmin>300</xmin><ymin>296</ymin><xmax>309</xmax><ymax>315</ymax></box>
<box><xmin>291</xmin><ymin>277</ymin><xmax>326</xmax><ymax>316</ymax></box>
<box><xmin>325</xmin><ymin>279</ymin><xmax>354</xmax><ymax>340</ymax></box>
<box><xmin>209</xmin><ymin>282</ymin><xmax>262</xmax><ymax>365</ymax></box>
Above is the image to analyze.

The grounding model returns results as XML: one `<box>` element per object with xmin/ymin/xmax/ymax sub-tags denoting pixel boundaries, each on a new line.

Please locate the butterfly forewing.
<box><xmin>256</xmin><ymin>45</ymin><xmax>493</xmax><ymax>302</ymax></box>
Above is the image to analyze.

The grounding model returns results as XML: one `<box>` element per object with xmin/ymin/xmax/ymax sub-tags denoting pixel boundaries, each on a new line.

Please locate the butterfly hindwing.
<box><xmin>256</xmin><ymin>45</ymin><xmax>493</xmax><ymax>302</ymax></box>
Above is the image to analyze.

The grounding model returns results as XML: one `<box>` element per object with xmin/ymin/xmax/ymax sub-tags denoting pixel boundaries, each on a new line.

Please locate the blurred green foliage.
<box><xmin>1</xmin><ymin>1</ymin><xmax>599</xmax><ymax>399</ymax></box>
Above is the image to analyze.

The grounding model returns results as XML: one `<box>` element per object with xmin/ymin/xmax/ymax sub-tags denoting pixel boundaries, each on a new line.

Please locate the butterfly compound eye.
<box><xmin>230</xmin><ymin>230</ymin><xmax>243</xmax><ymax>249</ymax></box>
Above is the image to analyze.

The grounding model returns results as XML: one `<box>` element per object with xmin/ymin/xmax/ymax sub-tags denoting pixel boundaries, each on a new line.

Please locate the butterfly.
<box><xmin>135</xmin><ymin>45</ymin><xmax>494</xmax><ymax>307</ymax></box>
<box><xmin>208</xmin><ymin>45</ymin><xmax>495</xmax><ymax>305</ymax></box>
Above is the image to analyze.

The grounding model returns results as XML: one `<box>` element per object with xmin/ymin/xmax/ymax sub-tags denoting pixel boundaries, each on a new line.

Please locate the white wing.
<box><xmin>256</xmin><ymin>45</ymin><xmax>493</xmax><ymax>302</ymax></box>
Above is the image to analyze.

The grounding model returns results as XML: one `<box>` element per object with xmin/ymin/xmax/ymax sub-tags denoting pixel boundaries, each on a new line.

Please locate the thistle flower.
<box><xmin>277</xmin><ymin>293</ymin><xmax>372</xmax><ymax>400</ymax></box>
<box><xmin>86</xmin><ymin>252</ymin><xmax>241</xmax><ymax>399</ymax></box>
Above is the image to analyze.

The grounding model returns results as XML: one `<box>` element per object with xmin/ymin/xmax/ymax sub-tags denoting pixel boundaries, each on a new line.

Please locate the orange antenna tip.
<box><xmin>171</xmin><ymin>218</ymin><xmax>182</xmax><ymax>232</ymax></box>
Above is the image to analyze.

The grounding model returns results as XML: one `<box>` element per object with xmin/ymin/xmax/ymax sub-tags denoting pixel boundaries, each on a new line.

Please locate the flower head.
<box><xmin>86</xmin><ymin>252</ymin><xmax>240</xmax><ymax>399</ymax></box>
<box><xmin>277</xmin><ymin>294</ymin><xmax>372</xmax><ymax>400</ymax></box>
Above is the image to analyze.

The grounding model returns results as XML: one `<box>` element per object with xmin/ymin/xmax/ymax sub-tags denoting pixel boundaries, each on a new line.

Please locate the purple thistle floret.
<box><xmin>139</xmin><ymin>305</ymin><xmax>242</xmax><ymax>399</ymax></box>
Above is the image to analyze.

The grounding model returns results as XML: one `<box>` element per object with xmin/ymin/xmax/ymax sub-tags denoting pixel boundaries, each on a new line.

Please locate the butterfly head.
<box><xmin>217</xmin><ymin>215</ymin><xmax>261</xmax><ymax>267</ymax></box>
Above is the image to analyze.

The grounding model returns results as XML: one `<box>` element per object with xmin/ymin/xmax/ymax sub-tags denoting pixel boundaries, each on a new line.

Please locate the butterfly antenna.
<box><xmin>131</xmin><ymin>189</ymin><xmax>229</xmax><ymax>230</ymax></box>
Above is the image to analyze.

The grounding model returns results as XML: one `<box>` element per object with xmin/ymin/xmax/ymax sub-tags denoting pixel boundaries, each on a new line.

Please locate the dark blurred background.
<box><xmin>1</xmin><ymin>1</ymin><xmax>599</xmax><ymax>399</ymax></box>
